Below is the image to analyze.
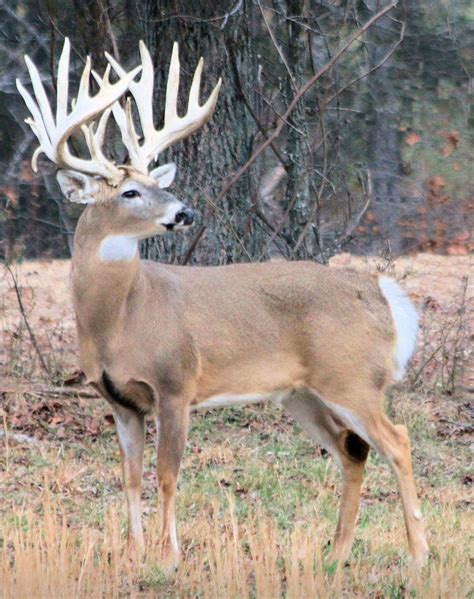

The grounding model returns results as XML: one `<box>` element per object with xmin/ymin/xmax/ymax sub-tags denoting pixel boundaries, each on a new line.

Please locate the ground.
<box><xmin>0</xmin><ymin>254</ymin><xmax>472</xmax><ymax>598</ymax></box>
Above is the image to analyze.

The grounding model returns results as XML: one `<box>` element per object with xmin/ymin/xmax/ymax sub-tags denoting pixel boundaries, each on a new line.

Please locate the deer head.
<box><xmin>17</xmin><ymin>38</ymin><xmax>221</xmax><ymax>237</ymax></box>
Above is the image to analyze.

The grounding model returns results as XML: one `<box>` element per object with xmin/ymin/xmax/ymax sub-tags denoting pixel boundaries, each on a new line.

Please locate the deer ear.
<box><xmin>56</xmin><ymin>170</ymin><xmax>100</xmax><ymax>204</ymax></box>
<box><xmin>149</xmin><ymin>162</ymin><xmax>177</xmax><ymax>189</ymax></box>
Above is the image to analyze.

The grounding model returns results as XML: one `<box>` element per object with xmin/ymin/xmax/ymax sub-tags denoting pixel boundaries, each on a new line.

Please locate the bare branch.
<box><xmin>257</xmin><ymin>0</ymin><xmax>296</xmax><ymax>90</ymax></box>
<box><xmin>3</xmin><ymin>263</ymin><xmax>51</xmax><ymax>376</ymax></box>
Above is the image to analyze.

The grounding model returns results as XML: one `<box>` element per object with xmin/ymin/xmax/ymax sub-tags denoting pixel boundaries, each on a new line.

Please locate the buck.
<box><xmin>17</xmin><ymin>38</ymin><xmax>428</xmax><ymax>575</ymax></box>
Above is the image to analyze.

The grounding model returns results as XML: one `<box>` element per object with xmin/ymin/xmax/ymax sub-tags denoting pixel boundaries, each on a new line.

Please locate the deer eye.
<box><xmin>122</xmin><ymin>189</ymin><xmax>140</xmax><ymax>199</ymax></box>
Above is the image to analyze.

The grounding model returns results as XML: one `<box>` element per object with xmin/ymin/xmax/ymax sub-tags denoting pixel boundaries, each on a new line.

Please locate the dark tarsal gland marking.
<box><xmin>344</xmin><ymin>430</ymin><xmax>370</xmax><ymax>463</ymax></box>
<box><xmin>101</xmin><ymin>371</ymin><xmax>151</xmax><ymax>415</ymax></box>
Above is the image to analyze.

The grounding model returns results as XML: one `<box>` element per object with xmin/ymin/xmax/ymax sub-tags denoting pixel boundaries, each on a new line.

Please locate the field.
<box><xmin>0</xmin><ymin>254</ymin><xmax>472</xmax><ymax>598</ymax></box>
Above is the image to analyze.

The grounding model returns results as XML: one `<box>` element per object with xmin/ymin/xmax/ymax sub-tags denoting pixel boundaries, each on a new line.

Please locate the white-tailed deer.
<box><xmin>18</xmin><ymin>38</ymin><xmax>428</xmax><ymax>575</ymax></box>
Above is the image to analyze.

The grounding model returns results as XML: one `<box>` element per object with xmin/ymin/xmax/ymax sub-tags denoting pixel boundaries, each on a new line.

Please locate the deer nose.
<box><xmin>175</xmin><ymin>207</ymin><xmax>194</xmax><ymax>226</ymax></box>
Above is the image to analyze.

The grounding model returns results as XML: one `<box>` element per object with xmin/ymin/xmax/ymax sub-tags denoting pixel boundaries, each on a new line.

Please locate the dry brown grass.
<box><xmin>1</xmin><ymin>489</ymin><xmax>471</xmax><ymax>598</ymax></box>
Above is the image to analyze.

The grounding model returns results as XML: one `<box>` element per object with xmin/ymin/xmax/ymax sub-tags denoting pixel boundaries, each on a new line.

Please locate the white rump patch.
<box><xmin>379</xmin><ymin>276</ymin><xmax>419</xmax><ymax>381</ymax></box>
<box><xmin>99</xmin><ymin>235</ymin><xmax>138</xmax><ymax>262</ymax></box>
<box><xmin>193</xmin><ymin>391</ymin><xmax>287</xmax><ymax>411</ymax></box>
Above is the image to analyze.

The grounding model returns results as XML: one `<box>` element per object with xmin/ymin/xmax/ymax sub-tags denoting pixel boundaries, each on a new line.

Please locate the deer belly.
<box><xmin>192</xmin><ymin>390</ymin><xmax>289</xmax><ymax>411</ymax></box>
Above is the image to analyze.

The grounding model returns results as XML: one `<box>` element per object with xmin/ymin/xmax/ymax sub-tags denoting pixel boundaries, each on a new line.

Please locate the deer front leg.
<box><xmin>155</xmin><ymin>398</ymin><xmax>190</xmax><ymax>576</ymax></box>
<box><xmin>113</xmin><ymin>406</ymin><xmax>146</xmax><ymax>561</ymax></box>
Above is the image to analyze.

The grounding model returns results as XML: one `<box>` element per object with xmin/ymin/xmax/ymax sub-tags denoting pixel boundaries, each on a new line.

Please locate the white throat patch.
<box><xmin>99</xmin><ymin>235</ymin><xmax>138</xmax><ymax>262</ymax></box>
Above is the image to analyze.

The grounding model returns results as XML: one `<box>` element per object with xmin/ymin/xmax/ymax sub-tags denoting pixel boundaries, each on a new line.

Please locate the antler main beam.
<box><xmin>106</xmin><ymin>42</ymin><xmax>222</xmax><ymax>174</ymax></box>
<box><xmin>17</xmin><ymin>38</ymin><xmax>141</xmax><ymax>185</ymax></box>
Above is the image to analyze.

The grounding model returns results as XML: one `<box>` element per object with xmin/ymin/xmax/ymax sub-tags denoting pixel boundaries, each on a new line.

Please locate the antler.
<box><xmin>16</xmin><ymin>38</ymin><xmax>141</xmax><ymax>185</ymax></box>
<box><xmin>105</xmin><ymin>42</ymin><xmax>222</xmax><ymax>175</ymax></box>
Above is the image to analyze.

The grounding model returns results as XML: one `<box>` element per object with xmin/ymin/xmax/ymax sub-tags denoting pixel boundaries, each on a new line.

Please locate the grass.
<box><xmin>1</xmin><ymin>387</ymin><xmax>472</xmax><ymax>598</ymax></box>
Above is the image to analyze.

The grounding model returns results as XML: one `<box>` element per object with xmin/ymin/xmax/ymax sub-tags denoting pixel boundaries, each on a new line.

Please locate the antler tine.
<box><xmin>16</xmin><ymin>37</ymin><xmax>142</xmax><ymax>185</ymax></box>
<box><xmin>188</xmin><ymin>57</ymin><xmax>204</xmax><ymax>112</ymax></box>
<box><xmin>104</xmin><ymin>42</ymin><xmax>155</xmax><ymax>172</ymax></box>
<box><xmin>106</xmin><ymin>42</ymin><xmax>222</xmax><ymax>174</ymax></box>
<box><xmin>56</xmin><ymin>37</ymin><xmax>70</xmax><ymax>123</ymax></box>
<box><xmin>76</xmin><ymin>56</ymin><xmax>92</xmax><ymax>106</ymax></box>
<box><xmin>24</xmin><ymin>54</ymin><xmax>56</xmax><ymax>135</ymax></box>
<box><xmin>91</xmin><ymin>67</ymin><xmax>141</xmax><ymax>170</ymax></box>
<box><xmin>80</xmin><ymin>106</ymin><xmax>114</xmax><ymax>166</ymax></box>
<box><xmin>164</xmin><ymin>43</ymin><xmax>180</xmax><ymax>125</ymax></box>
<box><xmin>90</xmin><ymin>66</ymin><xmax>114</xmax><ymax>149</ymax></box>
<box><xmin>17</xmin><ymin>68</ymin><xmax>55</xmax><ymax>165</ymax></box>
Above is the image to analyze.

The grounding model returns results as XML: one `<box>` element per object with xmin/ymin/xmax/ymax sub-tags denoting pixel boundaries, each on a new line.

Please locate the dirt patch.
<box><xmin>329</xmin><ymin>252</ymin><xmax>471</xmax><ymax>306</ymax></box>
<box><xmin>0</xmin><ymin>260</ymin><xmax>76</xmax><ymax>376</ymax></box>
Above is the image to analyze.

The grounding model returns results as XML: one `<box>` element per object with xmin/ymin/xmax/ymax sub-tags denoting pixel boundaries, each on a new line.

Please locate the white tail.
<box><xmin>18</xmin><ymin>40</ymin><xmax>428</xmax><ymax>576</ymax></box>
<box><xmin>379</xmin><ymin>277</ymin><xmax>419</xmax><ymax>381</ymax></box>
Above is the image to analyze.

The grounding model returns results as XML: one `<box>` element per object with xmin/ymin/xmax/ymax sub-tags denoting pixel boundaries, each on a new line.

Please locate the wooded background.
<box><xmin>0</xmin><ymin>0</ymin><xmax>472</xmax><ymax>264</ymax></box>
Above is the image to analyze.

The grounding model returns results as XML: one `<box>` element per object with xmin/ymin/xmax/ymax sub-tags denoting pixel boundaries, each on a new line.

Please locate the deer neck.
<box><xmin>71</xmin><ymin>205</ymin><xmax>144</xmax><ymax>334</ymax></box>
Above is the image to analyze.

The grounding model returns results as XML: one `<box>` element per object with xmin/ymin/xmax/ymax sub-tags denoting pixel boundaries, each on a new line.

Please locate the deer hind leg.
<box><xmin>112</xmin><ymin>406</ymin><xmax>146</xmax><ymax>561</ymax></box>
<box><xmin>364</xmin><ymin>413</ymin><xmax>429</xmax><ymax>565</ymax></box>
<box><xmin>155</xmin><ymin>398</ymin><xmax>190</xmax><ymax>576</ymax></box>
<box><xmin>331</xmin><ymin>430</ymin><xmax>369</xmax><ymax>562</ymax></box>
<box><xmin>283</xmin><ymin>391</ymin><xmax>369</xmax><ymax>563</ymax></box>
<box><xmin>320</xmin><ymin>393</ymin><xmax>429</xmax><ymax>565</ymax></box>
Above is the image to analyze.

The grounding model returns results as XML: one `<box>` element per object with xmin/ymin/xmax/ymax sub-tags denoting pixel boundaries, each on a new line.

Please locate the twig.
<box><xmin>220</xmin><ymin>0</ymin><xmax>243</xmax><ymax>29</ymax></box>
<box><xmin>334</xmin><ymin>170</ymin><xmax>373</xmax><ymax>247</ymax></box>
<box><xmin>321</xmin><ymin>21</ymin><xmax>406</xmax><ymax>111</ymax></box>
<box><xmin>227</xmin><ymin>43</ymin><xmax>287</xmax><ymax>167</ymax></box>
<box><xmin>102</xmin><ymin>0</ymin><xmax>121</xmax><ymax>62</ymax></box>
<box><xmin>257</xmin><ymin>0</ymin><xmax>296</xmax><ymax>90</ymax></box>
<box><xmin>181</xmin><ymin>224</ymin><xmax>207</xmax><ymax>265</ymax></box>
<box><xmin>3</xmin><ymin>263</ymin><xmax>51</xmax><ymax>376</ymax></box>
<box><xmin>33</xmin><ymin>386</ymin><xmax>100</xmax><ymax>399</ymax></box>
<box><xmin>46</xmin><ymin>0</ymin><xmax>56</xmax><ymax>92</ymax></box>
<box><xmin>410</xmin><ymin>345</ymin><xmax>444</xmax><ymax>388</ymax></box>
<box><xmin>446</xmin><ymin>276</ymin><xmax>469</xmax><ymax>394</ymax></box>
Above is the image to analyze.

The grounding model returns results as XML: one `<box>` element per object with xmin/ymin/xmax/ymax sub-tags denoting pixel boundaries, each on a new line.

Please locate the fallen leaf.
<box><xmin>405</xmin><ymin>132</ymin><xmax>421</xmax><ymax>146</ymax></box>
<box><xmin>2</xmin><ymin>186</ymin><xmax>18</xmax><ymax>207</ymax></box>
<box><xmin>447</xmin><ymin>244</ymin><xmax>469</xmax><ymax>256</ymax></box>
<box><xmin>428</xmin><ymin>175</ymin><xmax>446</xmax><ymax>193</ymax></box>
<box><xmin>63</xmin><ymin>370</ymin><xmax>85</xmax><ymax>386</ymax></box>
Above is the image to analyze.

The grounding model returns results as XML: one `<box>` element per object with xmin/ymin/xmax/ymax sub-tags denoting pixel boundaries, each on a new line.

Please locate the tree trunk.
<box><xmin>281</xmin><ymin>0</ymin><xmax>317</xmax><ymax>260</ymax></box>
<box><xmin>364</xmin><ymin>1</ymin><xmax>403</xmax><ymax>253</ymax></box>
<box><xmin>127</xmin><ymin>1</ymin><xmax>260</xmax><ymax>264</ymax></box>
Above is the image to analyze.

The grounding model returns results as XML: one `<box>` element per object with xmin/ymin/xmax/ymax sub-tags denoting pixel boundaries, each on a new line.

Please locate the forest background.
<box><xmin>1</xmin><ymin>0</ymin><xmax>472</xmax><ymax>264</ymax></box>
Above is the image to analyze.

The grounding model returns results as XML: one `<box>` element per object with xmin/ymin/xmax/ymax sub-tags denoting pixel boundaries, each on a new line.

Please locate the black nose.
<box><xmin>175</xmin><ymin>207</ymin><xmax>194</xmax><ymax>226</ymax></box>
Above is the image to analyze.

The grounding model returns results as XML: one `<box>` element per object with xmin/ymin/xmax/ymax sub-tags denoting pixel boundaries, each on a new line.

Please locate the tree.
<box><xmin>1</xmin><ymin>0</ymin><xmax>472</xmax><ymax>261</ymax></box>
<box><xmin>125</xmin><ymin>1</ymin><xmax>260</xmax><ymax>264</ymax></box>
